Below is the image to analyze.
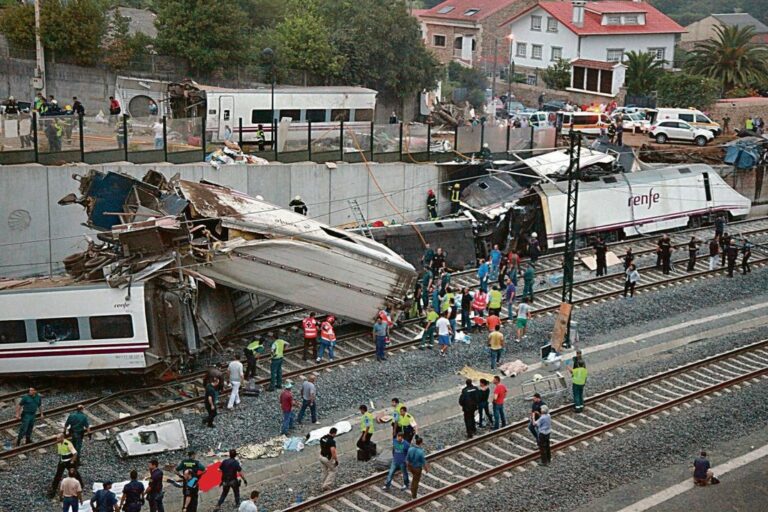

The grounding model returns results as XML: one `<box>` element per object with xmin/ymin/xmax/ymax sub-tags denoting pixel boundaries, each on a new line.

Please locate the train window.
<box><xmin>602</xmin><ymin>177</ymin><xmax>617</xmax><ymax>183</ymax></box>
<box><xmin>354</xmin><ymin>109</ymin><xmax>374</xmax><ymax>122</ymax></box>
<box><xmin>223</xmin><ymin>109</ymin><xmax>230</xmax><ymax>121</ymax></box>
<box><xmin>306</xmin><ymin>109</ymin><xmax>327</xmax><ymax>123</ymax></box>
<box><xmin>89</xmin><ymin>315</ymin><xmax>134</xmax><ymax>339</ymax></box>
<box><xmin>478</xmin><ymin>182</ymin><xmax>489</xmax><ymax>190</ymax></box>
<box><xmin>321</xmin><ymin>227</ymin><xmax>356</xmax><ymax>243</ymax></box>
<box><xmin>331</xmin><ymin>109</ymin><xmax>350</xmax><ymax>122</ymax></box>
<box><xmin>280</xmin><ymin>109</ymin><xmax>301</xmax><ymax>121</ymax></box>
<box><xmin>36</xmin><ymin>317</ymin><xmax>79</xmax><ymax>342</ymax></box>
<box><xmin>251</xmin><ymin>110</ymin><xmax>273</xmax><ymax>124</ymax></box>
<box><xmin>678</xmin><ymin>168</ymin><xmax>691</xmax><ymax>174</ymax></box>
<box><xmin>0</xmin><ymin>320</ymin><xmax>26</xmax><ymax>344</ymax></box>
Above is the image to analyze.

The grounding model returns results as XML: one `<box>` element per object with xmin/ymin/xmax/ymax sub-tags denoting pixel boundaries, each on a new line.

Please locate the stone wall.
<box><xmin>506</xmin><ymin>81</ymin><xmax>627</xmax><ymax>109</ymax></box>
<box><xmin>708</xmin><ymin>98</ymin><xmax>768</xmax><ymax>135</ymax></box>
<box><xmin>0</xmin><ymin>161</ymin><xmax>447</xmax><ymax>278</ymax></box>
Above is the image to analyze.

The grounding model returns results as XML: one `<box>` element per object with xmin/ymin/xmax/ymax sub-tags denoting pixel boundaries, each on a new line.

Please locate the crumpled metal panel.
<box><xmin>113</xmin><ymin>418</ymin><xmax>188</xmax><ymax>458</ymax></box>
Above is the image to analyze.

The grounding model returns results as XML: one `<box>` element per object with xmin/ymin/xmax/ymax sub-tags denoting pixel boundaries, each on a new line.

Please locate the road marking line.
<box><xmin>616</xmin><ymin>443</ymin><xmax>768</xmax><ymax>512</ymax></box>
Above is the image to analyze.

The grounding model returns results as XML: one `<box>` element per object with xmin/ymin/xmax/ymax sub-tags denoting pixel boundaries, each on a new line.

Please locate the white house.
<box><xmin>500</xmin><ymin>0</ymin><xmax>685</xmax><ymax>96</ymax></box>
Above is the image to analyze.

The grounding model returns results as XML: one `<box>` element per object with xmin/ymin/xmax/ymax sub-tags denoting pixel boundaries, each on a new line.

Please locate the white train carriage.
<box><xmin>204</xmin><ymin>86</ymin><xmax>378</xmax><ymax>143</ymax></box>
<box><xmin>538</xmin><ymin>164</ymin><xmax>751</xmax><ymax>248</ymax></box>
<box><xmin>0</xmin><ymin>283</ymin><xmax>153</xmax><ymax>375</ymax></box>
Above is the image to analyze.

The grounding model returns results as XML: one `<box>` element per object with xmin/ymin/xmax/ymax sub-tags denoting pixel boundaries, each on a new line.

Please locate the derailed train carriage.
<box><xmin>462</xmin><ymin>149</ymin><xmax>752</xmax><ymax>254</ymax></box>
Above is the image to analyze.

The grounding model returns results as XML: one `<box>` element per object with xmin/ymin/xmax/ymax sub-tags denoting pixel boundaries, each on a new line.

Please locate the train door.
<box><xmin>219</xmin><ymin>96</ymin><xmax>234</xmax><ymax>141</ymax></box>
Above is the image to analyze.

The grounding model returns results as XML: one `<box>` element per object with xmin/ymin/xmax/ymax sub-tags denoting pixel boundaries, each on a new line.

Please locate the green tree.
<box><xmin>273</xmin><ymin>1</ymin><xmax>344</xmax><ymax>85</ymax></box>
<box><xmin>624</xmin><ymin>51</ymin><xmax>665</xmax><ymax>95</ymax></box>
<box><xmin>155</xmin><ymin>0</ymin><xmax>251</xmax><ymax>74</ymax></box>
<box><xmin>447</xmin><ymin>61</ymin><xmax>488</xmax><ymax>107</ymax></box>
<box><xmin>540</xmin><ymin>58</ymin><xmax>571</xmax><ymax>90</ymax></box>
<box><xmin>656</xmin><ymin>73</ymin><xmax>720</xmax><ymax>110</ymax></box>
<box><xmin>686</xmin><ymin>24</ymin><xmax>768</xmax><ymax>92</ymax></box>
<box><xmin>0</xmin><ymin>0</ymin><xmax>107</xmax><ymax>65</ymax></box>
<box><xmin>103</xmin><ymin>9</ymin><xmax>133</xmax><ymax>70</ymax></box>
<box><xmin>319</xmin><ymin>0</ymin><xmax>440</xmax><ymax>101</ymax></box>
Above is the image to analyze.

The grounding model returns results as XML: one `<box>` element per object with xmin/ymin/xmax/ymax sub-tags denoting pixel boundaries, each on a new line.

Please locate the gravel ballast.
<box><xmin>3</xmin><ymin>266</ymin><xmax>768</xmax><ymax>511</ymax></box>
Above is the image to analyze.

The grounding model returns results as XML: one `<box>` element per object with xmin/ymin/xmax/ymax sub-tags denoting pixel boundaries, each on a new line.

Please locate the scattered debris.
<box><xmin>207</xmin><ymin>141</ymin><xmax>269</xmax><ymax>169</ymax></box>
<box><xmin>112</xmin><ymin>419</ymin><xmax>188</xmax><ymax>458</ymax></box>
<box><xmin>238</xmin><ymin>436</ymin><xmax>286</xmax><ymax>459</ymax></box>
<box><xmin>458</xmin><ymin>365</ymin><xmax>495</xmax><ymax>382</ymax></box>
<box><xmin>498</xmin><ymin>360</ymin><xmax>528</xmax><ymax>377</ymax></box>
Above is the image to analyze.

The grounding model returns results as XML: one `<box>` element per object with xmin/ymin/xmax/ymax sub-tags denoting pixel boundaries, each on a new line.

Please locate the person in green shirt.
<box><xmin>176</xmin><ymin>450</ymin><xmax>207</xmax><ymax>478</ymax></box>
<box><xmin>570</xmin><ymin>360</ymin><xmax>588</xmax><ymax>412</ymax></box>
<box><xmin>359</xmin><ymin>404</ymin><xmax>375</xmax><ymax>444</ymax></box>
<box><xmin>522</xmin><ymin>263</ymin><xmax>536</xmax><ymax>302</ymax></box>
<box><xmin>16</xmin><ymin>387</ymin><xmax>43</xmax><ymax>446</ymax></box>
<box><xmin>64</xmin><ymin>404</ymin><xmax>91</xmax><ymax>455</ymax></box>
<box><xmin>421</xmin><ymin>306</ymin><xmax>439</xmax><ymax>350</ymax></box>
<box><xmin>270</xmin><ymin>338</ymin><xmax>289</xmax><ymax>390</ymax></box>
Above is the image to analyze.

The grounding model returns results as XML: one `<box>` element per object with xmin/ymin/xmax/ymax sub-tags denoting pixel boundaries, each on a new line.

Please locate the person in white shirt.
<box><xmin>435</xmin><ymin>311</ymin><xmax>452</xmax><ymax>357</ymax></box>
<box><xmin>515</xmin><ymin>297</ymin><xmax>532</xmax><ymax>343</ymax></box>
<box><xmin>227</xmin><ymin>356</ymin><xmax>245</xmax><ymax>410</ymax></box>
<box><xmin>238</xmin><ymin>490</ymin><xmax>259</xmax><ymax>511</ymax></box>
<box><xmin>152</xmin><ymin>121</ymin><xmax>163</xmax><ymax>149</ymax></box>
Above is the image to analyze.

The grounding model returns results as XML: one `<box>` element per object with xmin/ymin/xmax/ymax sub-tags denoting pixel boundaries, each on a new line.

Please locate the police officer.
<box><xmin>90</xmin><ymin>481</ymin><xmax>118</xmax><ymax>512</ymax></box>
<box><xmin>395</xmin><ymin>406</ymin><xmax>416</xmax><ymax>443</ymax></box>
<box><xmin>658</xmin><ymin>234</ymin><xmax>673</xmax><ymax>275</ymax></box>
<box><xmin>217</xmin><ymin>449</ymin><xmax>245</xmax><ymax>508</ymax></box>
<box><xmin>118</xmin><ymin>470</ymin><xmax>145</xmax><ymax>512</ymax></box>
<box><xmin>176</xmin><ymin>450</ymin><xmax>206</xmax><ymax>479</ymax></box>
<box><xmin>16</xmin><ymin>387</ymin><xmax>43</xmax><ymax>446</ymax></box>
<box><xmin>145</xmin><ymin>459</ymin><xmax>164</xmax><ymax>512</ymax></box>
<box><xmin>269</xmin><ymin>337</ymin><xmax>289</xmax><ymax>390</ymax></box>
<box><xmin>426</xmin><ymin>190</ymin><xmax>438</xmax><ymax>220</ymax></box>
<box><xmin>289</xmin><ymin>195</ymin><xmax>308</xmax><ymax>215</ymax></box>
<box><xmin>51</xmin><ymin>434</ymin><xmax>80</xmax><ymax>497</ymax></box>
<box><xmin>244</xmin><ymin>338</ymin><xmax>263</xmax><ymax>380</ymax></box>
<box><xmin>182</xmin><ymin>469</ymin><xmax>200</xmax><ymax>512</ymax></box>
<box><xmin>459</xmin><ymin>379</ymin><xmax>480</xmax><ymax>438</ymax></box>
<box><xmin>256</xmin><ymin>124</ymin><xmax>266</xmax><ymax>151</ymax></box>
<box><xmin>359</xmin><ymin>404</ymin><xmax>375</xmax><ymax>445</ymax></box>
<box><xmin>720</xmin><ymin>232</ymin><xmax>731</xmax><ymax>266</ymax></box>
<box><xmin>726</xmin><ymin>240</ymin><xmax>739</xmax><ymax>277</ymax></box>
<box><xmin>63</xmin><ymin>404</ymin><xmax>91</xmax><ymax>456</ymax></box>
<box><xmin>450</xmin><ymin>184</ymin><xmax>461</xmax><ymax>214</ymax></box>
<box><xmin>741</xmin><ymin>238</ymin><xmax>752</xmax><ymax>275</ymax></box>
<box><xmin>687</xmin><ymin>236</ymin><xmax>702</xmax><ymax>271</ymax></box>
<box><xmin>593</xmin><ymin>236</ymin><xmax>607</xmax><ymax>276</ymax></box>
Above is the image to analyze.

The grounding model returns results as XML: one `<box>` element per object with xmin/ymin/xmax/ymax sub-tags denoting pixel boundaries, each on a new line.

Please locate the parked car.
<box><xmin>648</xmin><ymin>120</ymin><xmax>714</xmax><ymax>146</ymax></box>
<box><xmin>646</xmin><ymin>108</ymin><xmax>722</xmax><ymax>136</ymax></box>
<box><xmin>541</xmin><ymin>100</ymin><xmax>567</xmax><ymax>112</ymax></box>
<box><xmin>611</xmin><ymin>112</ymin><xmax>650</xmax><ymax>133</ymax></box>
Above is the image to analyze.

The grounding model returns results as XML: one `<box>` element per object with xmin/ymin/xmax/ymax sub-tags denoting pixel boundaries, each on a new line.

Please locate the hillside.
<box><xmin>650</xmin><ymin>0</ymin><xmax>767</xmax><ymax>26</ymax></box>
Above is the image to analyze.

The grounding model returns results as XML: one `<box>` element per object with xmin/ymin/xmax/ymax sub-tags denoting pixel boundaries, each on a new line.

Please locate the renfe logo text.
<box><xmin>628</xmin><ymin>188</ymin><xmax>660</xmax><ymax>209</ymax></box>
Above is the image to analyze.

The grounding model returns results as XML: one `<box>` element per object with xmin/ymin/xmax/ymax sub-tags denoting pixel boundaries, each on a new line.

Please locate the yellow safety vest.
<box><xmin>451</xmin><ymin>189</ymin><xmax>460</xmax><ymax>202</ymax></box>
<box><xmin>247</xmin><ymin>339</ymin><xmax>263</xmax><ymax>352</ymax></box>
<box><xmin>397</xmin><ymin>412</ymin><xmax>413</xmax><ymax>427</ymax></box>
<box><xmin>572</xmin><ymin>366</ymin><xmax>588</xmax><ymax>386</ymax></box>
<box><xmin>360</xmin><ymin>412</ymin><xmax>375</xmax><ymax>434</ymax></box>
<box><xmin>489</xmin><ymin>290</ymin><xmax>502</xmax><ymax>309</ymax></box>
<box><xmin>272</xmin><ymin>339</ymin><xmax>287</xmax><ymax>358</ymax></box>
<box><xmin>57</xmin><ymin>439</ymin><xmax>75</xmax><ymax>461</ymax></box>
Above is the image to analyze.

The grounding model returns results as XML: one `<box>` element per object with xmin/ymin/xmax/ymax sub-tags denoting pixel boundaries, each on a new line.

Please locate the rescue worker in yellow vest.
<box><xmin>488</xmin><ymin>286</ymin><xmax>503</xmax><ymax>317</ymax></box>
<box><xmin>395</xmin><ymin>405</ymin><xmax>417</xmax><ymax>443</ymax></box>
<box><xmin>570</xmin><ymin>360</ymin><xmax>588</xmax><ymax>412</ymax></box>
<box><xmin>450</xmin><ymin>183</ymin><xmax>461</xmax><ymax>214</ymax></box>
<box><xmin>256</xmin><ymin>124</ymin><xmax>266</xmax><ymax>151</ymax></box>
<box><xmin>50</xmin><ymin>434</ymin><xmax>82</xmax><ymax>497</ymax></box>
<box><xmin>359</xmin><ymin>404</ymin><xmax>375</xmax><ymax>444</ymax></box>
<box><xmin>244</xmin><ymin>339</ymin><xmax>264</xmax><ymax>380</ymax></box>
<box><xmin>269</xmin><ymin>338</ymin><xmax>289</xmax><ymax>391</ymax></box>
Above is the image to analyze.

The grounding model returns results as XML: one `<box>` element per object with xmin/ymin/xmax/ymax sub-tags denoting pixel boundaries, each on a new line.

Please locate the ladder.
<box><xmin>348</xmin><ymin>199</ymin><xmax>374</xmax><ymax>240</ymax></box>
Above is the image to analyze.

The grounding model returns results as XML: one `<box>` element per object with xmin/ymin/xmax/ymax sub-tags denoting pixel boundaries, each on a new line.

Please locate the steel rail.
<box><xmin>282</xmin><ymin>338</ymin><xmax>768</xmax><ymax>512</ymax></box>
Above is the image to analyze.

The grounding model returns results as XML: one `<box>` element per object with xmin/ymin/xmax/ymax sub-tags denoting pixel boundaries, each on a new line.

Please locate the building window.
<box><xmin>516</xmin><ymin>42</ymin><xmax>527</xmax><ymax>57</ymax></box>
<box><xmin>532</xmin><ymin>44</ymin><xmax>543</xmax><ymax>60</ymax></box>
<box><xmin>526</xmin><ymin>75</ymin><xmax>537</xmax><ymax>85</ymax></box>
<box><xmin>624</xmin><ymin>14</ymin><xmax>639</xmax><ymax>25</ymax></box>
<box><xmin>531</xmin><ymin>15</ymin><xmax>542</xmax><ymax>31</ymax></box>
<box><xmin>464</xmin><ymin>8</ymin><xmax>480</xmax><ymax>16</ymax></box>
<box><xmin>546</xmin><ymin>17</ymin><xmax>558</xmax><ymax>32</ymax></box>
<box><xmin>648</xmin><ymin>47</ymin><xmax>665</xmax><ymax>61</ymax></box>
<box><xmin>606</xmin><ymin>48</ymin><xmax>624</xmax><ymax>62</ymax></box>
<box><xmin>551</xmin><ymin>46</ymin><xmax>562</xmax><ymax>61</ymax></box>
<box><xmin>606</xmin><ymin>15</ymin><xmax>621</xmax><ymax>25</ymax></box>
<box><xmin>454</xmin><ymin>37</ymin><xmax>463</xmax><ymax>49</ymax></box>
<box><xmin>433</xmin><ymin>35</ymin><xmax>446</xmax><ymax>47</ymax></box>
<box><xmin>438</xmin><ymin>6</ymin><xmax>455</xmax><ymax>14</ymax></box>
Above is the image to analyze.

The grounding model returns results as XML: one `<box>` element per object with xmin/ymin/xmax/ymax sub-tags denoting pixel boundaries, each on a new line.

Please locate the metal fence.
<box><xmin>0</xmin><ymin>113</ymin><xmax>538</xmax><ymax>166</ymax></box>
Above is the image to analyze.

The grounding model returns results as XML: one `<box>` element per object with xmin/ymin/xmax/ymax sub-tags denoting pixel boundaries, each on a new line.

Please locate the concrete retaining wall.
<box><xmin>0</xmin><ymin>161</ymin><xmax>446</xmax><ymax>278</ymax></box>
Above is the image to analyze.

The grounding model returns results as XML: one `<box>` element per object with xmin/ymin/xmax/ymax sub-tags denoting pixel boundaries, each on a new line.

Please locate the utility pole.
<box><xmin>491</xmin><ymin>38</ymin><xmax>498</xmax><ymax>105</ymax></box>
<box><xmin>561</xmin><ymin>131</ymin><xmax>582</xmax><ymax>347</ymax></box>
<box><xmin>33</xmin><ymin>0</ymin><xmax>46</xmax><ymax>96</ymax></box>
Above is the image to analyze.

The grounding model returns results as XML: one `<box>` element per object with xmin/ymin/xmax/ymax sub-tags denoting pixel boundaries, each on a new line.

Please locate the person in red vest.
<box><xmin>302</xmin><ymin>312</ymin><xmax>319</xmax><ymax>361</ymax></box>
<box><xmin>317</xmin><ymin>316</ymin><xmax>337</xmax><ymax>363</ymax></box>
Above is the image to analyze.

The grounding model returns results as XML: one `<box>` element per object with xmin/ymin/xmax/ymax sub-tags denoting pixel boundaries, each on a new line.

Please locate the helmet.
<box><xmin>453</xmin><ymin>184</ymin><xmax>460</xmax><ymax>189</ymax></box>
<box><xmin>483</xmin><ymin>143</ymin><xmax>489</xmax><ymax>148</ymax></box>
<box><xmin>51</xmin><ymin>99</ymin><xmax>58</xmax><ymax>105</ymax></box>
<box><xmin>65</xmin><ymin>105</ymin><xmax>72</xmax><ymax>111</ymax></box>
<box><xmin>294</xmin><ymin>195</ymin><xmax>301</xmax><ymax>201</ymax></box>
<box><xmin>427</xmin><ymin>189</ymin><xmax>434</xmax><ymax>195</ymax></box>
<box><xmin>531</xmin><ymin>232</ymin><xmax>538</xmax><ymax>238</ymax></box>
<box><xmin>8</xmin><ymin>96</ymin><xmax>13</xmax><ymax>101</ymax></box>
<box><xmin>255</xmin><ymin>195</ymin><xmax>264</xmax><ymax>200</ymax></box>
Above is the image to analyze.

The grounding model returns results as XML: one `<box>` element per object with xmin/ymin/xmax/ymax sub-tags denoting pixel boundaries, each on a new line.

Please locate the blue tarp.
<box><xmin>724</xmin><ymin>137</ymin><xmax>767</xmax><ymax>170</ymax></box>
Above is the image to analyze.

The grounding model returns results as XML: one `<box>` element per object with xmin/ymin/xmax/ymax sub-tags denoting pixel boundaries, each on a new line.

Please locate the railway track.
<box><xmin>282</xmin><ymin>339</ymin><xmax>768</xmax><ymax>512</ymax></box>
<box><xmin>3</xmin><ymin>248</ymin><xmax>765</xmax><ymax>463</ymax></box>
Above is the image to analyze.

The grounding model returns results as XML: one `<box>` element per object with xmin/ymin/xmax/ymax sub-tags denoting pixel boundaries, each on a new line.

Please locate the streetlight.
<box><xmin>261</xmin><ymin>48</ymin><xmax>276</xmax><ymax>127</ymax></box>
<box><xmin>506</xmin><ymin>33</ymin><xmax>515</xmax><ymax>102</ymax></box>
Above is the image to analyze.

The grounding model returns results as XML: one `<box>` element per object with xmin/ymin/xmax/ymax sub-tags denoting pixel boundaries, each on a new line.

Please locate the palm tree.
<box><xmin>687</xmin><ymin>24</ymin><xmax>768</xmax><ymax>93</ymax></box>
<box><xmin>624</xmin><ymin>51</ymin><xmax>665</xmax><ymax>96</ymax></box>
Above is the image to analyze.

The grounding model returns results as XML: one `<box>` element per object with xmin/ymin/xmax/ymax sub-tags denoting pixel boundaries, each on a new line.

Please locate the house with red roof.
<box><xmin>415</xmin><ymin>0</ymin><xmax>536</xmax><ymax>70</ymax></box>
<box><xmin>500</xmin><ymin>1</ymin><xmax>685</xmax><ymax>96</ymax></box>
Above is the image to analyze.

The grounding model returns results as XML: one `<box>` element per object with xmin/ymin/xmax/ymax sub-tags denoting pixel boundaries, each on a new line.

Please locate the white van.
<box><xmin>557</xmin><ymin>111</ymin><xmax>611</xmax><ymax>135</ymax></box>
<box><xmin>647</xmin><ymin>108</ymin><xmax>721</xmax><ymax>136</ymax></box>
